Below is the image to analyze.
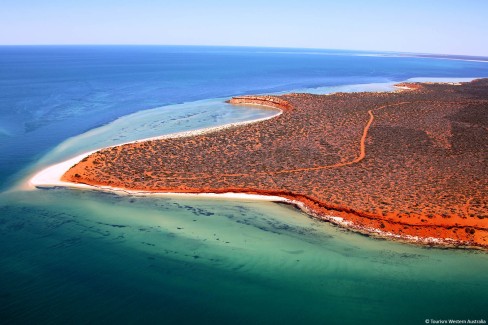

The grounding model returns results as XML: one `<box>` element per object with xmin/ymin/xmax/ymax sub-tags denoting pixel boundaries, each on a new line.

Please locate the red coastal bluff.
<box><xmin>227</xmin><ymin>95</ymin><xmax>294</xmax><ymax>110</ymax></box>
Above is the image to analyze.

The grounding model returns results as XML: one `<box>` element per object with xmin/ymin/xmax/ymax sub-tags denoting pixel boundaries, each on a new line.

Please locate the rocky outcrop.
<box><xmin>227</xmin><ymin>95</ymin><xmax>293</xmax><ymax>110</ymax></box>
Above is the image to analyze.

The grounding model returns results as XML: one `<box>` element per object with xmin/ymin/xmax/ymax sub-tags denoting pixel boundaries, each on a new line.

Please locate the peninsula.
<box><xmin>62</xmin><ymin>79</ymin><xmax>488</xmax><ymax>249</ymax></box>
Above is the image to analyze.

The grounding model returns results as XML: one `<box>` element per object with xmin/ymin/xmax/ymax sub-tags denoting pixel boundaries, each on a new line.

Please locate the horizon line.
<box><xmin>1</xmin><ymin>44</ymin><xmax>488</xmax><ymax>59</ymax></box>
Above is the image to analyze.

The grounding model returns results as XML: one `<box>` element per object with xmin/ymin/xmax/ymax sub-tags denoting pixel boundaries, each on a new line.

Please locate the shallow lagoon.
<box><xmin>1</xmin><ymin>189</ymin><xmax>487</xmax><ymax>324</ymax></box>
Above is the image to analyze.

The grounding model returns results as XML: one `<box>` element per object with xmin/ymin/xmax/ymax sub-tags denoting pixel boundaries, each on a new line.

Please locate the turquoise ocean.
<box><xmin>1</xmin><ymin>46</ymin><xmax>487</xmax><ymax>324</ymax></box>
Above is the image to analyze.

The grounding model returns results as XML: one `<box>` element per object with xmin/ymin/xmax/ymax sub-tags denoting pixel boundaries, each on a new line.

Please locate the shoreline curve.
<box><xmin>29</xmin><ymin>80</ymin><xmax>488</xmax><ymax>250</ymax></box>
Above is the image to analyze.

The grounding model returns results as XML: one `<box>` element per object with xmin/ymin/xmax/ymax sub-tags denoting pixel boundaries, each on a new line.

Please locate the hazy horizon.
<box><xmin>1</xmin><ymin>0</ymin><xmax>488</xmax><ymax>56</ymax></box>
<box><xmin>1</xmin><ymin>44</ymin><xmax>488</xmax><ymax>59</ymax></box>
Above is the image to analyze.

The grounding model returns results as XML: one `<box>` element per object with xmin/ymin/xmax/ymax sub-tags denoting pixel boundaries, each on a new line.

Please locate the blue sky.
<box><xmin>1</xmin><ymin>0</ymin><xmax>487</xmax><ymax>56</ymax></box>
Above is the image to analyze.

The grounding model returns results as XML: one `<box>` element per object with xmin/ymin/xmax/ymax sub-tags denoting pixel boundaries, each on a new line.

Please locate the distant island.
<box><xmin>62</xmin><ymin>79</ymin><xmax>488</xmax><ymax>249</ymax></box>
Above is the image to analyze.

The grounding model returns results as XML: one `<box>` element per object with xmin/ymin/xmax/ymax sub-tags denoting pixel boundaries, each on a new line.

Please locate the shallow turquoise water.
<box><xmin>17</xmin><ymin>98</ymin><xmax>280</xmax><ymax>185</ymax></box>
<box><xmin>1</xmin><ymin>189</ymin><xmax>487</xmax><ymax>324</ymax></box>
<box><xmin>1</xmin><ymin>46</ymin><xmax>488</xmax><ymax>324</ymax></box>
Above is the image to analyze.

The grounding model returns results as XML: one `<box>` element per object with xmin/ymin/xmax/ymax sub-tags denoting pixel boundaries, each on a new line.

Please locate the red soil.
<box><xmin>62</xmin><ymin>80</ymin><xmax>488</xmax><ymax>249</ymax></box>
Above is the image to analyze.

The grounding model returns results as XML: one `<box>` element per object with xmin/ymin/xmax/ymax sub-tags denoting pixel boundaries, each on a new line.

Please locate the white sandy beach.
<box><xmin>28</xmin><ymin>105</ymin><xmax>282</xmax><ymax>196</ymax></box>
<box><xmin>29</xmin><ymin>152</ymin><xmax>96</xmax><ymax>189</ymax></box>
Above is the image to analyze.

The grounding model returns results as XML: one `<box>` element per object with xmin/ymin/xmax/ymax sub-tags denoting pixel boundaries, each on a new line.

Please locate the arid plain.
<box><xmin>63</xmin><ymin>79</ymin><xmax>488</xmax><ymax>248</ymax></box>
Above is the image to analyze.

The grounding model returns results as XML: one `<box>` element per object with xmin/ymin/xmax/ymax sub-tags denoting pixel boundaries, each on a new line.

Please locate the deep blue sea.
<box><xmin>1</xmin><ymin>46</ymin><xmax>487</xmax><ymax>324</ymax></box>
